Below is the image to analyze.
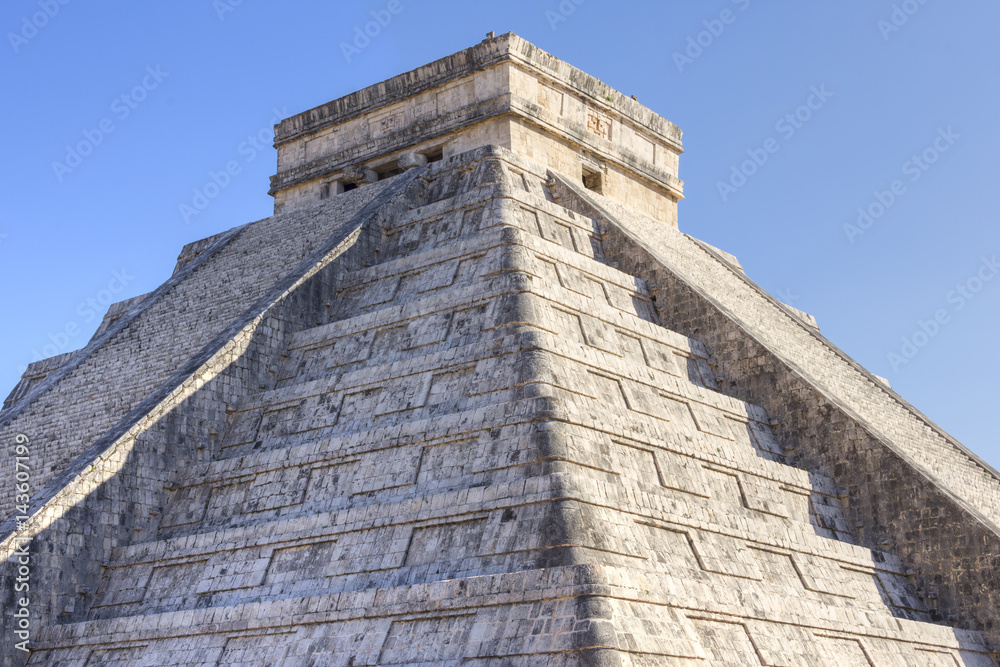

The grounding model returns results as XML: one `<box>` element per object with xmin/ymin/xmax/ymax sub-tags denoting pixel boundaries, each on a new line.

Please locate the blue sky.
<box><xmin>1</xmin><ymin>1</ymin><xmax>998</xmax><ymax>470</ymax></box>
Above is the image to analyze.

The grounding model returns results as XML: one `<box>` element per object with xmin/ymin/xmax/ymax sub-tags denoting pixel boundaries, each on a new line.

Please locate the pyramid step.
<box><xmin>155</xmin><ymin>390</ymin><xmax>845</xmax><ymax>547</ymax></box>
<box><xmin>26</xmin><ymin>566</ymin><xmax>710</xmax><ymax>665</ymax></box>
<box><xmin>155</xmin><ymin>411</ymin><xmax>546</xmax><ymax>539</ymax></box>
<box><xmin>332</xmin><ymin>231</ymin><xmax>508</xmax><ymax>319</ymax></box>
<box><xmin>242</xmin><ymin>320</ymin><xmax>728</xmax><ymax>438</ymax></box>
<box><xmin>91</xmin><ymin>488</ymin><xmax>559</xmax><ymax>620</ymax></box>
<box><xmin>32</xmin><ymin>560</ymin><xmax>983</xmax><ymax>666</ymax></box>
<box><xmin>89</xmin><ymin>471</ymin><xmax>916</xmax><ymax>629</ymax></box>
<box><xmin>370</xmin><ymin>175</ymin><xmax>610</xmax><ymax>270</ymax></box>
<box><xmin>29</xmin><ymin>567</ymin><xmax>603</xmax><ymax>665</ymax></box>
<box><xmin>218</xmin><ymin>342</ymin><xmax>533</xmax><ymax>458</ymax></box>
<box><xmin>237</xmin><ymin>331</ymin><xmax>525</xmax><ymax>414</ymax></box>
<box><xmin>275</xmin><ymin>274</ymin><xmax>526</xmax><ymax>389</ymax></box>
<box><xmin>215</xmin><ymin>325</ymin><xmax>761</xmax><ymax>465</ymax></box>
<box><xmin>160</xmin><ymin>408</ymin><xmax>847</xmax><ymax>544</ymax></box>
<box><xmin>328</xmin><ymin>211</ymin><xmax>652</xmax><ymax>328</ymax></box>
<box><xmin>277</xmin><ymin>256</ymin><xmax>709</xmax><ymax>394</ymax></box>
<box><xmin>378</xmin><ymin>179</ymin><xmax>514</xmax><ymax>257</ymax></box>
<box><xmin>501</xmin><ymin>184</ymin><xmax>610</xmax><ymax>264</ymax></box>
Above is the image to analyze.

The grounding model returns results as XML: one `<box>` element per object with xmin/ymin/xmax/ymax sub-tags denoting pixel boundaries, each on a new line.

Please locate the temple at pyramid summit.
<box><xmin>3</xmin><ymin>33</ymin><xmax>1000</xmax><ymax>666</ymax></box>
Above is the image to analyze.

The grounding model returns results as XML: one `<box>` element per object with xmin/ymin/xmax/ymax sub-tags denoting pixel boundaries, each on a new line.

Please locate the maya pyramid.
<box><xmin>2</xmin><ymin>33</ymin><xmax>999</xmax><ymax>666</ymax></box>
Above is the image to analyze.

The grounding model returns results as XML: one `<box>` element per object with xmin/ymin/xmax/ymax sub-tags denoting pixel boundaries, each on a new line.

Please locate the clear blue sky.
<box><xmin>1</xmin><ymin>1</ymin><xmax>998</xmax><ymax>469</ymax></box>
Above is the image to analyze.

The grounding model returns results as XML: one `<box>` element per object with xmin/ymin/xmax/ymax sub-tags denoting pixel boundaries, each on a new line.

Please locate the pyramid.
<box><xmin>2</xmin><ymin>33</ymin><xmax>999</xmax><ymax>666</ymax></box>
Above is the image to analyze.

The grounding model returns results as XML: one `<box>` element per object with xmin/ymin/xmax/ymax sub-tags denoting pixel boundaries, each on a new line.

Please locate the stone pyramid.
<box><xmin>2</xmin><ymin>33</ymin><xmax>999</xmax><ymax>666</ymax></box>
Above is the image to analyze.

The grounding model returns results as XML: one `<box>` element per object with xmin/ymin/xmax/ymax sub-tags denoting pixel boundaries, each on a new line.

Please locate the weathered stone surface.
<box><xmin>2</xmin><ymin>33</ymin><xmax>998</xmax><ymax>667</ymax></box>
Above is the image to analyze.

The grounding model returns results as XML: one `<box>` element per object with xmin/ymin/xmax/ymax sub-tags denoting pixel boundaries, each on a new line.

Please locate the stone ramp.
<box><xmin>17</xmin><ymin>150</ymin><xmax>997</xmax><ymax>665</ymax></box>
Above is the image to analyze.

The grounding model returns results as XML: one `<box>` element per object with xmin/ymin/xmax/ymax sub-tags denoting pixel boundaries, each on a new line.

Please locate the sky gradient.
<box><xmin>2</xmin><ymin>0</ymin><xmax>998</xmax><ymax>469</ymax></box>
